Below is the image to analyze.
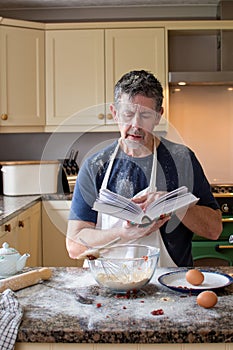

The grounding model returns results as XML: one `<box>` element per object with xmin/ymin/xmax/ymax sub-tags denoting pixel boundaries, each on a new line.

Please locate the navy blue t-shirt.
<box><xmin>69</xmin><ymin>137</ymin><xmax>219</xmax><ymax>266</ymax></box>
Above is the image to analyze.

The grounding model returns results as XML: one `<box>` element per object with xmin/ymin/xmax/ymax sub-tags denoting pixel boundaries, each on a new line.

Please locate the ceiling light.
<box><xmin>178</xmin><ymin>82</ymin><xmax>186</xmax><ymax>86</ymax></box>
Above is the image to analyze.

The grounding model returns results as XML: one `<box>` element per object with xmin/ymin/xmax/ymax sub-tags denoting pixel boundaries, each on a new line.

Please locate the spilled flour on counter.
<box><xmin>16</xmin><ymin>268</ymin><xmax>98</xmax><ymax>320</ymax></box>
<box><xmin>15</xmin><ymin>268</ymin><xmax>222</xmax><ymax>329</ymax></box>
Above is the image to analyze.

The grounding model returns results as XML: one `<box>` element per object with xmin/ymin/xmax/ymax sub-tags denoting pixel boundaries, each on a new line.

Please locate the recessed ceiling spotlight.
<box><xmin>227</xmin><ymin>87</ymin><xmax>233</xmax><ymax>91</ymax></box>
<box><xmin>178</xmin><ymin>82</ymin><xmax>186</xmax><ymax>86</ymax></box>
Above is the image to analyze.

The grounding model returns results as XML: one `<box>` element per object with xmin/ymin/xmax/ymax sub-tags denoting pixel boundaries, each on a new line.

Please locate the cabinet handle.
<box><xmin>18</xmin><ymin>220</ymin><xmax>24</xmax><ymax>228</ymax></box>
<box><xmin>106</xmin><ymin>113</ymin><xmax>113</xmax><ymax>120</ymax></box>
<box><xmin>4</xmin><ymin>224</ymin><xmax>11</xmax><ymax>232</ymax></box>
<box><xmin>215</xmin><ymin>244</ymin><xmax>233</xmax><ymax>251</ymax></box>
<box><xmin>1</xmin><ymin>114</ymin><xmax>8</xmax><ymax>121</ymax></box>
<box><xmin>98</xmin><ymin>113</ymin><xmax>104</xmax><ymax>120</ymax></box>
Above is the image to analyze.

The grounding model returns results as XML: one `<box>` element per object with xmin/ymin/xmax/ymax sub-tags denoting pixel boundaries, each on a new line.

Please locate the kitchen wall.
<box><xmin>167</xmin><ymin>85</ymin><xmax>233</xmax><ymax>184</ymax></box>
<box><xmin>0</xmin><ymin>85</ymin><xmax>232</xmax><ymax>184</ymax></box>
<box><xmin>0</xmin><ymin>131</ymin><xmax>118</xmax><ymax>167</ymax></box>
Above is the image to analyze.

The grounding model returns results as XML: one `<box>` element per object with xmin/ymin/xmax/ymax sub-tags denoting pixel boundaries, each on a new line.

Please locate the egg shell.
<box><xmin>197</xmin><ymin>291</ymin><xmax>218</xmax><ymax>309</ymax></box>
<box><xmin>186</xmin><ymin>269</ymin><xmax>204</xmax><ymax>286</ymax></box>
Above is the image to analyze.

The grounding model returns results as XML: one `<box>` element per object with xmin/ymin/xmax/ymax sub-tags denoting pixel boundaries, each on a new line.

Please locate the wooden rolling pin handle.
<box><xmin>0</xmin><ymin>267</ymin><xmax>52</xmax><ymax>293</ymax></box>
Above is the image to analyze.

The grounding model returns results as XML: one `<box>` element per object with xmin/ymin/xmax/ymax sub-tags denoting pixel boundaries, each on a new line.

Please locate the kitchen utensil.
<box><xmin>77</xmin><ymin>237</ymin><xmax>121</xmax><ymax>259</ymax></box>
<box><xmin>72</xmin><ymin>150</ymin><xmax>79</xmax><ymax>175</ymax></box>
<box><xmin>0</xmin><ymin>242</ymin><xmax>30</xmax><ymax>277</ymax></box>
<box><xmin>58</xmin><ymin>149</ymin><xmax>79</xmax><ymax>193</ymax></box>
<box><xmin>88</xmin><ymin>244</ymin><xmax>160</xmax><ymax>293</ymax></box>
<box><xmin>75</xmin><ymin>292</ymin><xmax>94</xmax><ymax>304</ymax></box>
<box><xmin>66</xmin><ymin>149</ymin><xmax>74</xmax><ymax>175</ymax></box>
<box><xmin>0</xmin><ymin>267</ymin><xmax>52</xmax><ymax>292</ymax></box>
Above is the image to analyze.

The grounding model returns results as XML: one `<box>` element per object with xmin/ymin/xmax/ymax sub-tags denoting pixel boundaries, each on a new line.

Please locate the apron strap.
<box><xmin>101</xmin><ymin>139</ymin><xmax>121</xmax><ymax>190</ymax></box>
<box><xmin>148</xmin><ymin>137</ymin><xmax>157</xmax><ymax>192</ymax></box>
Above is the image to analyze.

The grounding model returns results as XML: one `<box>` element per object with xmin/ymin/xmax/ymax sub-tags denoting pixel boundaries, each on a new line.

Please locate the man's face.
<box><xmin>110</xmin><ymin>94</ymin><xmax>162</xmax><ymax>150</ymax></box>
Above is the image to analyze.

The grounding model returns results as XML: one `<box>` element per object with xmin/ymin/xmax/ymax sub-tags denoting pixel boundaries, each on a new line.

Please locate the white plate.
<box><xmin>158</xmin><ymin>269</ymin><xmax>233</xmax><ymax>294</ymax></box>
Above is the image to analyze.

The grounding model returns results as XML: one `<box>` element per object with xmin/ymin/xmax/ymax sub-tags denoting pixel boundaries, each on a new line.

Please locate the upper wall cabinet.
<box><xmin>45</xmin><ymin>26</ymin><xmax>167</xmax><ymax>132</ymax></box>
<box><xmin>167</xmin><ymin>21</ymin><xmax>233</xmax><ymax>86</ymax></box>
<box><xmin>0</xmin><ymin>23</ymin><xmax>45</xmax><ymax>129</ymax></box>
<box><xmin>45</xmin><ymin>29</ymin><xmax>105</xmax><ymax>131</ymax></box>
<box><xmin>105</xmin><ymin>28</ymin><xmax>167</xmax><ymax>131</ymax></box>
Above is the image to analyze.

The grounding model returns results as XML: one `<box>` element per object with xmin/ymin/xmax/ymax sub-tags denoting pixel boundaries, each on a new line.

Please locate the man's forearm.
<box><xmin>178</xmin><ymin>206</ymin><xmax>222</xmax><ymax>240</ymax></box>
<box><xmin>66</xmin><ymin>221</ymin><xmax>122</xmax><ymax>258</ymax></box>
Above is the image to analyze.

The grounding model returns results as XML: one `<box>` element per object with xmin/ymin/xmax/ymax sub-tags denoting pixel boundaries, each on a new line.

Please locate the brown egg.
<box><xmin>186</xmin><ymin>269</ymin><xmax>204</xmax><ymax>286</ymax></box>
<box><xmin>197</xmin><ymin>291</ymin><xmax>218</xmax><ymax>308</ymax></box>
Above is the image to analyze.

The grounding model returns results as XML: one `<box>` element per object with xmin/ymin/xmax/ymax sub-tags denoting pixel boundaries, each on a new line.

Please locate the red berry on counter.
<box><xmin>151</xmin><ymin>309</ymin><xmax>164</xmax><ymax>316</ymax></box>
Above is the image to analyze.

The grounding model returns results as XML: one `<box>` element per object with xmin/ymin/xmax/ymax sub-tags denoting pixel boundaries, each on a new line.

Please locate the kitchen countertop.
<box><xmin>15</xmin><ymin>266</ymin><xmax>233</xmax><ymax>344</ymax></box>
<box><xmin>0</xmin><ymin>193</ymin><xmax>72</xmax><ymax>225</ymax></box>
<box><xmin>0</xmin><ymin>195</ymin><xmax>41</xmax><ymax>224</ymax></box>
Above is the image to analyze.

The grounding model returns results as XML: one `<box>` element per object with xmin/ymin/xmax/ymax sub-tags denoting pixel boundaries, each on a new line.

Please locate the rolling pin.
<box><xmin>0</xmin><ymin>267</ymin><xmax>52</xmax><ymax>293</ymax></box>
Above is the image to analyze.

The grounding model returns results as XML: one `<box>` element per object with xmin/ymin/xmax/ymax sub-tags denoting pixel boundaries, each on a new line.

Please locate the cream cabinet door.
<box><xmin>105</xmin><ymin>28</ymin><xmax>168</xmax><ymax>130</ymax></box>
<box><xmin>46</xmin><ymin>29</ymin><xmax>105</xmax><ymax>127</ymax></box>
<box><xmin>0</xmin><ymin>25</ymin><xmax>45</xmax><ymax>126</ymax></box>
<box><xmin>17</xmin><ymin>202</ymin><xmax>42</xmax><ymax>267</ymax></box>
<box><xmin>0</xmin><ymin>202</ymin><xmax>42</xmax><ymax>267</ymax></box>
<box><xmin>0</xmin><ymin>216</ymin><xmax>18</xmax><ymax>248</ymax></box>
<box><xmin>42</xmin><ymin>201</ymin><xmax>83</xmax><ymax>267</ymax></box>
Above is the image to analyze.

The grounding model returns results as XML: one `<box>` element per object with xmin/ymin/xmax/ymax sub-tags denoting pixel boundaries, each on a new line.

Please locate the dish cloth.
<box><xmin>0</xmin><ymin>289</ymin><xmax>23</xmax><ymax>350</ymax></box>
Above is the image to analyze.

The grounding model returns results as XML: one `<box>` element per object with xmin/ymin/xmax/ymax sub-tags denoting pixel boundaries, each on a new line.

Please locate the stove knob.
<box><xmin>221</xmin><ymin>203</ymin><xmax>229</xmax><ymax>213</ymax></box>
<box><xmin>213</xmin><ymin>187</ymin><xmax>220</xmax><ymax>193</ymax></box>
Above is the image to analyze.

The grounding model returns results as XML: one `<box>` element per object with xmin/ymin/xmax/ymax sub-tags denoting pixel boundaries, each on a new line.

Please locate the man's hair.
<box><xmin>114</xmin><ymin>70</ymin><xmax>164</xmax><ymax>112</ymax></box>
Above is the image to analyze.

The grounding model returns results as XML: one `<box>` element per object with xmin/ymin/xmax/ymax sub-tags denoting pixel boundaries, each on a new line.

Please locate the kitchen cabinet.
<box><xmin>0</xmin><ymin>202</ymin><xmax>42</xmax><ymax>266</ymax></box>
<box><xmin>167</xmin><ymin>23</ymin><xmax>233</xmax><ymax>85</ymax></box>
<box><xmin>1</xmin><ymin>18</ymin><xmax>232</xmax><ymax>134</ymax></box>
<box><xmin>45</xmin><ymin>29</ymin><xmax>105</xmax><ymax>129</ymax></box>
<box><xmin>0</xmin><ymin>215</ymin><xmax>18</xmax><ymax>248</ymax></box>
<box><xmin>0</xmin><ymin>19</ymin><xmax>45</xmax><ymax>131</ymax></box>
<box><xmin>168</xmin><ymin>29</ymin><xmax>220</xmax><ymax>73</ymax></box>
<box><xmin>105</xmin><ymin>28</ymin><xmax>167</xmax><ymax>131</ymax></box>
<box><xmin>42</xmin><ymin>200</ymin><xmax>83</xmax><ymax>267</ymax></box>
<box><xmin>45</xmin><ymin>26</ymin><xmax>167</xmax><ymax>132</ymax></box>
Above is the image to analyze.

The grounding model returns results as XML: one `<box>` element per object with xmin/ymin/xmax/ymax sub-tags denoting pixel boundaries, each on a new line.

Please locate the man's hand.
<box><xmin>132</xmin><ymin>191</ymin><xmax>167</xmax><ymax>211</ymax></box>
<box><xmin>121</xmin><ymin>214</ymin><xmax>170</xmax><ymax>241</ymax></box>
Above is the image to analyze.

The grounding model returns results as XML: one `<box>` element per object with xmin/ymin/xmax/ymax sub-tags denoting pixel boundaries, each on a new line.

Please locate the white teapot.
<box><xmin>0</xmin><ymin>242</ymin><xmax>30</xmax><ymax>277</ymax></box>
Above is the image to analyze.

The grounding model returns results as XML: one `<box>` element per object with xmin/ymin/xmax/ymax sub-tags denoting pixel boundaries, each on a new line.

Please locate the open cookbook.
<box><xmin>92</xmin><ymin>186</ymin><xmax>199</xmax><ymax>226</ymax></box>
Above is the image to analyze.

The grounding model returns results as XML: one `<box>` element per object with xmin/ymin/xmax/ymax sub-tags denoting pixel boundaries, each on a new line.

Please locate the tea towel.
<box><xmin>0</xmin><ymin>289</ymin><xmax>23</xmax><ymax>350</ymax></box>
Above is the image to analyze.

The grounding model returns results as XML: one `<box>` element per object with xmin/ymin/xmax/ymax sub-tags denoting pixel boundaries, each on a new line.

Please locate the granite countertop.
<box><xmin>0</xmin><ymin>195</ymin><xmax>41</xmax><ymax>224</ymax></box>
<box><xmin>15</xmin><ymin>266</ymin><xmax>233</xmax><ymax>344</ymax></box>
<box><xmin>0</xmin><ymin>193</ymin><xmax>72</xmax><ymax>225</ymax></box>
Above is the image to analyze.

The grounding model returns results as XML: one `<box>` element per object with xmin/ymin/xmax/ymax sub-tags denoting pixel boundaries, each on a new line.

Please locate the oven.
<box><xmin>192</xmin><ymin>184</ymin><xmax>233</xmax><ymax>266</ymax></box>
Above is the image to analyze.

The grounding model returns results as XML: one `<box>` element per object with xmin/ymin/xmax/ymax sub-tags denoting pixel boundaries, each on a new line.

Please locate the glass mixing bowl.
<box><xmin>88</xmin><ymin>244</ymin><xmax>160</xmax><ymax>293</ymax></box>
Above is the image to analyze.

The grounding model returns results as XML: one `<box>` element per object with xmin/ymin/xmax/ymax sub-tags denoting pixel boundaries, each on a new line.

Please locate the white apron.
<box><xmin>97</xmin><ymin>138</ymin><xmax>177</xmax><ymax>267</ymax></box>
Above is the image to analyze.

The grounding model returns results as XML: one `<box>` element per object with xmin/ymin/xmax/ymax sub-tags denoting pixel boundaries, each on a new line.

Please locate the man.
<box><xmin>66</xmin><ymin>70</ymin><xmax>222</xmax><ymax>266</ymax></box>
